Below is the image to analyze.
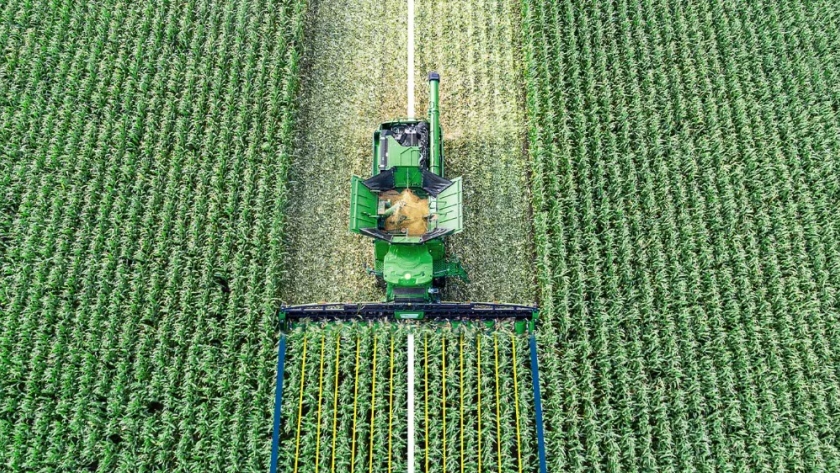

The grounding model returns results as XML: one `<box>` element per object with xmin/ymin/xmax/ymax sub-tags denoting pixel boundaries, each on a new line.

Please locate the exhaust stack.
<box><xmin>428</xmin><ymin>72</ymin><xmax>441</xmax><ymax>175</ymax></box>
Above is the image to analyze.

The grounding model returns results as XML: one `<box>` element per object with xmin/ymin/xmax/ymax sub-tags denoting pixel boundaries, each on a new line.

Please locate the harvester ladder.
<box><xmin>423</xmin><ymin>334</ymin><xmax>429</xmax><ymax>473</ymax></box>
<box><xmin>351</xmin><ymin>336</ymin><xmax>361</xmax><ymax>472</ymax></box>
<box><xmin>388</xmin><ymin>334</ymin><xmax>396</xmax><ymax>473</ymax></box>
<box><xmin>369</xmin><ymin>336</ymin><xmax>378</xmax><ymax>473</ymax></box>
<box><xmin>512</xmin><ymin>335</ymin><xmax>523</xmax><ymax>473</ymax></box>
<box><xmin>441</xmin><ymin>338</ymin><xmax>447</xmax><ymax>470</ymax></box>
<box><xmin>293</xmin><ymin>336</ymin><xmax>307</xmax><ymax>473</ymax></box>
<box><xmin>477</xmin><ymin>335</ymin><xmax>482</xmax><ymax>472</ymax></box>
<box><xmin>493</xmin><ymin>333</ymin><xmax>502</xmax><ymax>473</ymax></box>
<box><xmin>315</xmin><ymin>335</ymin><xmax>326</xmax><ymax>473</ymax></box>
<box><xmin>459</xmin><ymin>335</ymin><xmax>465</xmax><ymax>473</ymax></box>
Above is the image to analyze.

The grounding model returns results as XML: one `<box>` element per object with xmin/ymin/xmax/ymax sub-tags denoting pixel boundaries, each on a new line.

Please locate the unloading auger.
<box><xmin>269</xmin><ymin>73</ymin><xmax>547</xmax><ymax>473</ymax></box>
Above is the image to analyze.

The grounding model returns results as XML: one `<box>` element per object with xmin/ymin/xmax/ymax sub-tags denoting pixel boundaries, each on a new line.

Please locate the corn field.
<box><xmin>0</xmin><ymin>0</ymin><xmax>306</xmax><ymax>470</ymax></box>
<box><xmin>2</xmin><ymin>0</ymin><xmax>840</xmax><ymax>470</ymax></box>
<box><xmin>522</xmin><ymin>0</ymin><xmax>840</xmax><ymax>470</ymax></box>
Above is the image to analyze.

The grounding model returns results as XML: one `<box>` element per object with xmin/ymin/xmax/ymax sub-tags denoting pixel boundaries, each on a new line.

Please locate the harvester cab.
<box><xmin>270</xmin><ymin>73</ymin><xmax>547</xmax><ymax>473</ymax></box>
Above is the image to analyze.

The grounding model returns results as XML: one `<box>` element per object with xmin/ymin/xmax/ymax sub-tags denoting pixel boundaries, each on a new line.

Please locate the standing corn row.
<box><xmin>521</xmin><ymin>0</ymin><xmax>840</xmax><ymax>470</ymax></box>
<box><xmin>276</xmin><ymin>324</ymin><xmax>411</xmax><ymax>473</ymax></box>
<box><xmin>0</xmin><ymin>0</ymin><xmax>308</xmax><ymax>470</ymax></box>
<box><xmin>413</xmin><ymin>325</ymin><xmax>536</xmax><ymax>472</ymax></box>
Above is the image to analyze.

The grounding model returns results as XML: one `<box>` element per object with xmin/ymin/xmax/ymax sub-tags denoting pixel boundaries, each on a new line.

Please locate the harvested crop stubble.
<box><xmin>280</xmin><ymin>0</ymin><xmax>407</xmax><ymax>304</ymax></box>
<box><xmin>0</xmin><ymin>0</ymin><xmax>307</xmax><ymax>470</ymax></box>
<box><xmin>283</xmin><ymin>0</ymin><xmax>536</xmax><ymax>306</ymax></box>
<box><xmin>415</xmin><ymin>0</ymin><xmax>536</xmax><ymax>305</ymax></box>
<box><xmin>522</xmin><ymin>0</ymin><xmax>840</xmax><ymax>470</ymax></box>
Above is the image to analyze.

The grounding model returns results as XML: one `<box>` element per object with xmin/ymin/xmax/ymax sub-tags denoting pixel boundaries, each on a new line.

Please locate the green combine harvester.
<box><xmin>278</xmin><ymin>72</ymin><xmax>538</xmax><ymax>326</ymax></box>
<box><xmin>270</xmin><ymin>73</ymin><xmax>547</xmax><ymax>473</ymax></box>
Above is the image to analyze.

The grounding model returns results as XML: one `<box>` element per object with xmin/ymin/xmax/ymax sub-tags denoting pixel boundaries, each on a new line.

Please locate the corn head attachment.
<box><xmin>269</xmin><ymin>73</ymin><xmax>546</xmax><ymax>473</ymax></box>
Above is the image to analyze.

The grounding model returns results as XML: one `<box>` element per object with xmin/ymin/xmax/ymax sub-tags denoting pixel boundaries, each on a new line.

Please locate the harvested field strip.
<box><xmin>522</xmin><ymin>0</ymin><xmax>840</xmax><ymax>470</ymax></box>
<box><xmin>281</xmin><ymin>0</ymin><xmax>536</xmax><ymax>306</ymax></box>
<box><xmin>279</xmin><ymin>0</ymin><xmax>543</xmax><ymax>464</ymax></box>
<box><xmin>0</xmin><ymin>0</ymin><xmax>306</xmax><ymax>469</ymax></box>
<box><xmin>415</xmin><ymin>0</ymin><xmax>535</xmax><ymax>304</ymax></box>
<box><xmin>278</xmin><ymin>324</ymin><xmax>538</xmax><ymax>473</ymax></box>
<box><xmin>279</xmin><ymin>0</ymin><xmax>407</xmax><ymax>304</ymax></box>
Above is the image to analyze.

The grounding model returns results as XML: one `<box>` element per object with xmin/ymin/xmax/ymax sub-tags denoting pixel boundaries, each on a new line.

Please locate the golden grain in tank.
<box><xmin>381</xmin><ymin>188</ymin><xmax>429</xmax><ymax>236</ymax></box>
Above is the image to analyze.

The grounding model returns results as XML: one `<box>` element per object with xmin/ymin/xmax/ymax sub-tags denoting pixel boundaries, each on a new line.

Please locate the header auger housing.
<box><xmin>278</xmin><ymin>72</ymin><xmax>538</xmax><ymax>324</ymax></box>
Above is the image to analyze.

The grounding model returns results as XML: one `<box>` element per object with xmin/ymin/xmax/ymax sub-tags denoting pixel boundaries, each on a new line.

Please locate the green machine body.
<box><xmin>349</xmin><ymin>72</ymin><xmax>467</xmax><ymax>304</ymax></box>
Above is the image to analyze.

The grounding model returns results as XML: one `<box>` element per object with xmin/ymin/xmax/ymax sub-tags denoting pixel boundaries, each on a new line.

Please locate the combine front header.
<box><xmin>270</xmin><ymin>73</ymin><xmax>547</xmax><ymax>473</ymax></box>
